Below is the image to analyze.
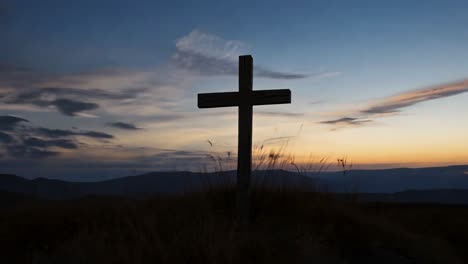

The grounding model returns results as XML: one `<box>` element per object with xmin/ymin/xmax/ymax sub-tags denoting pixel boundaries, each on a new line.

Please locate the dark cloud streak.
<box><xmin>107</xmin><ymin>122</ymin><xmax>142</xmax><ymax>130</ymax></box>
<box><xmin>23</xmin><ymin>137</ymin><xmax>78</xmax><ymax>149</ymax></box>
<box><xmin>0</xmin><ymin>131</ymin><xmax>13</xmax><ymax>143</ymax></box>
<box><xmin>51</xmin><ymin>98</ymin><xmax>99</xmax><ymax>116</ymax></box>
<box><xmin>0</xmin><ymin>116</ymin><xmax>29</xmax><ymax>131</ymax></box>
<box><xmin>1</xmin><ymin>86</ymin><xmax>146</xmax><ymax>116</ymax></box>
<box><xmin>319</xmin><ymin>117</ymin><xmax>371</xmax><ymax>126</ymax></box>
<box><xmin>320</xmin><ymin>79</ymin><xmax>468</xmax><ymax>129</ymax></box>
<box><xmin>0</xmin><ymin>118</ymin><xmax>114</xmax><ymax>159</ymax></box>
<box><xmin>36</xmin><ymin>127</ymin><xmax>114</xmax><ymax>139</ymax></box>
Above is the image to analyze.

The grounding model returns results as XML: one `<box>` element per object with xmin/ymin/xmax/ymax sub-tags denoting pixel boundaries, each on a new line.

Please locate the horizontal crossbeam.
<box><xmin>198</xmin><ymin>89</ymin><xmax>291</xmax><ymax>108</ymax></box>
<box><xmin>251</xmin><ymin>89</ymin><xmax>291</xmax><ymax>106</ymax></box>
<box><xmin>198</xmin><ymin>92</ymin><xmax>239</xmax><ymax>108</ymax></box>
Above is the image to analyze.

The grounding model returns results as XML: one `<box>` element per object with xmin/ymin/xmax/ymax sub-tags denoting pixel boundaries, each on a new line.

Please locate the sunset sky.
<box><xmin>1</xmin><ymin>0</ymin><xmax>468</xmax><ymax>180</ymax></box>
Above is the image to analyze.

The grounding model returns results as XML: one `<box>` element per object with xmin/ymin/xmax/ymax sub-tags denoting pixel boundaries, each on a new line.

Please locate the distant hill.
<box><xmin>0</xmin><ymin>170</ymin><xmax>314</xmax><ymax>200</ymax></box>
<box><xmin>313</xmin><ymin>165</ymin><xmax>468</xmax><ymax>193</ymax></box>
<box><xmin>2</xmin><ymin>165</ymin><xmax>468</xmax><ymax>203</ymax></box>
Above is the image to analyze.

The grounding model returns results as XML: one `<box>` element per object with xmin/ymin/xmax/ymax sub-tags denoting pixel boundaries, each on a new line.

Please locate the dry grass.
<box><xmin>2</xmin><ymin>138</ymin><xmax>467</xmax><ymax>263</ymax></box>
<box><xmin>1</xmin><ymin>187</ymin><xmax>467</xmax><ymax>264</ymax></box>
<box><xmin>204</xmin><ymin>135</ymin><xmax>333</xmax><ymax>175</ymax></box>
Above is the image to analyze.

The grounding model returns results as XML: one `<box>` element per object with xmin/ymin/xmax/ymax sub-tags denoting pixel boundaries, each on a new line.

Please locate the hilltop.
<box><xmin>2</xmin><ymin>187</ymin><xmax>468</xmax><ymax>264</ymax></box>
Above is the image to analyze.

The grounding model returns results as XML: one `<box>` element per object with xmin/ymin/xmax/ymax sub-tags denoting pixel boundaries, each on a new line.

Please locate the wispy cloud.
<box><xmin>35</xmin><ymin>127</ymin><xmax>114</xmax><ymax>139</ymax></box>
<box><xmin>255</xmin><ymin>111</ymin><xmax>304</xmax><ymax>118</ymax></box>
<box><xmin>107</xmin><ymin>122</ymin><xmax>142</xmax><ymax>130</ymax></box>
<box><xmin>319</xmin><ymin>117</ymin><xmax>372</xmax><ymax>126</ymax></box>
<box><xmin>4</xmin><ymin>86</ymin><xmax>139</xmax><ymax>101</ymax></box>
<box><xmin>320</xmin><ymin>79</ymin><xmax>468</xmax><ymax>129</ymax></box>
<box><xmin>172</xmin><ymin>30</ymin><xmax>329</xmax><ymax>80</ymax></box>
<box><xmin>362</xmin><ymin>79</ymin><xmax>468</xmax><ymax>114</ymax></box>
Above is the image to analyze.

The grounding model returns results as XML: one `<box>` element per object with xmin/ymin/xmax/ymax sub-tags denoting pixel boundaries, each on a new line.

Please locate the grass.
<box><xmin>2</xmin><ymin>187</ymin><xmax>468</xmax><ymax>264</ymax></box>
<box><xmin>2</xmin><ymin>138</ymin><xmax>467</xmax><ymax>263</ymax></box>
<box><xmin>204</xmin><ymin>135</ymin><xmax>333</xmax><ymax>177</ymax></box>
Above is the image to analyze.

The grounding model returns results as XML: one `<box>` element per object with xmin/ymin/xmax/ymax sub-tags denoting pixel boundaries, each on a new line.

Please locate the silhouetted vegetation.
<box><xmin>2</xmin><ymin>187</ymin><xmax>468</xmax><ymax>264</ymax></box>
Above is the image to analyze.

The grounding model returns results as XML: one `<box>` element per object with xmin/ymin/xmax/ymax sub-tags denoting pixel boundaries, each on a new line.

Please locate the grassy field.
<box><xmin>1</xmin><ymin>187</ymin><xmax>468</xmax><ymax>264</ymax></box>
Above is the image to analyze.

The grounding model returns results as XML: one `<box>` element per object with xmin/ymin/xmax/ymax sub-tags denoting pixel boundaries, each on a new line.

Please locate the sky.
<box><xmin>1</xmin><ymin>0</ymin><xmax>468</xmax><ymax>180</ymax></box>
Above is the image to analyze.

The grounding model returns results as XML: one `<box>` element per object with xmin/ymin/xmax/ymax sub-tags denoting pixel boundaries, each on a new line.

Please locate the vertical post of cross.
<box><xmin>237</xmin><ymin>55</ymin><xmax>253</xmax><ymax>227</ymax></box>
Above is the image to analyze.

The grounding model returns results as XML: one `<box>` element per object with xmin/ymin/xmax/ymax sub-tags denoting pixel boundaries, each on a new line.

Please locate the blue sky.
<box><xmin>1</xmin><ymin>0</ymin><xmax>468</xmax><ymax>180</ymax></box>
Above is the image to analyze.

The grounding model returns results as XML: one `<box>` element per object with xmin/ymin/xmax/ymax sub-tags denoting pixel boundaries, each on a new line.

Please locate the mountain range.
<box><xmin>2</xmin><ymin>165</ymin><xmax>468</xmax><ymax>204</ymax></box>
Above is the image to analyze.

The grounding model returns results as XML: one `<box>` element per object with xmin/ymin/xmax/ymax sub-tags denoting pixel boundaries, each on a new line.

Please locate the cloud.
<box><xmin>51</xmin><ymin>98</ymin><xmax>99</xmax><ymax>116</ymax></box>
<box><xmin>79</xmin><ymin>131</ymin><xmax>114</xmax><ymax>139</ymax></box>
<box><xmin>361</xmin><ymin>79</ymin><xmax>468</xmax><ymax>114</ymax></box>
<box><xmin>172</xmin><ymin>50</ymin><xmax>238</xmax><ymax>76</ymax></box>
<box><xmin>0</xmin><ymin>131</ymin><xmax>13</xmax><ymax>143</ymax></box>
<box><xmin>255</xmin><ymin>68</ymin><xmax>309</xmax><ymax>80</ymax></box>
<box><xmin>23</xmin><ymin>137</ymin><xmax>78</xmax><ymax>149</ymax></box>
<box><xmin>0</xmin><ymin>115</ymin><xmax>114</xmax><ymax>141</ymax></box>
<box><xmin>0</xmin><ymin>115</ymin><xmax>29</xmax><ymax>131</ymax></box>
<box><xmin>35</xmin><ymin>127</ymin><xmax>114</xmax><ymax>139</ymax></box>
<box><xmin>175</xmin><ymin>29</ymin><xmax>245</xmax><ymax>60</ymax></box>
<box><xmin>172</xmin><ymin>30</ymin><xmax>312</xmax><ymax>80</ymax></box>
<box><xmin>0</xmin><ymin>122</ymin><xmax>113</xmax><ymax>159</ymax></box>
<box><xmin>0</xmin><ymin>64</ymin><xmax>186</xmax><ymax>121</ymax></box>
<box><xmin>6</xmin><ymin>145</ymin><xmax>59</xmax><ymax>159</ymax></box>
<box><xmin>1</xmin><ymin>86</ymin><xmax>144</xmax><ymax>116</ymax></box>
<box><xmin>14</xmin><ymin>87</ymin><xmax>140</xmax><ymax>100</ymax></box>
<box><xmin>255</xmin><ymin>111</ymin><xmax>304</xmax><ymax>118</ymax></box>
<box><xmin>320</xmin><ymin>79</ymin><xmax>468</xmax><ymax>129</ymax></box>
<box><xmin>319</xmin><ymin>117</ymin><xmax>372</xmax><ymax>126</ymax></box>
<box><xmin>0</xmin><ymin>130</ymin><xmax>65</xmax><ymax>160</ymax></box>
<box><xmin>107</xmin><ymin>122</ymin><xmax>142</xmax><ymax>130</ymax></box>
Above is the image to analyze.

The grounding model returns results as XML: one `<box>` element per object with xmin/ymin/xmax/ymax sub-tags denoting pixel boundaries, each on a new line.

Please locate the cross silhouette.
<box><xmin>198</xmin><ymin>55</ymin><xmax>291</xmax><ymax>225</ymax></box>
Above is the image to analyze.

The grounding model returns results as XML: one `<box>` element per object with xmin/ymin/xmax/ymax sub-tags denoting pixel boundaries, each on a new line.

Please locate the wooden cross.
<box><xmin>198</xmin><ymin>55</ymin><xmax>291</xmax><ymax>225</ymax></box>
